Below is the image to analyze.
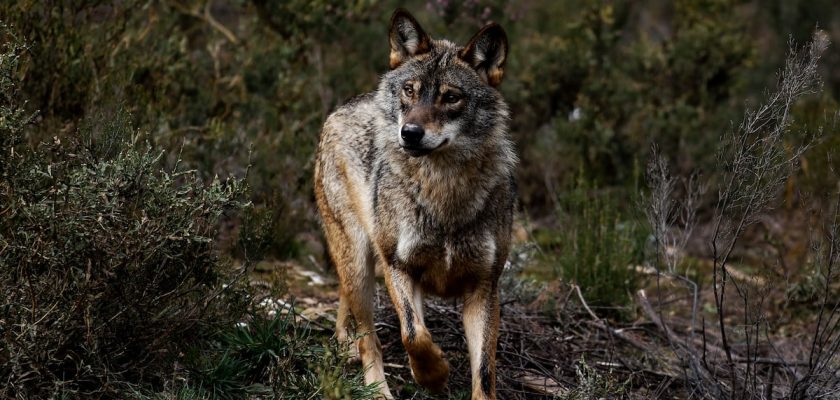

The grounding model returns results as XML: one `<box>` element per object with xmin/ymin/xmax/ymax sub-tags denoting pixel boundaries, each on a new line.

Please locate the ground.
<box><xmin>250</xmin><ymin>207</ymin><xmax>837</xmax><ymax>399</ymax></box>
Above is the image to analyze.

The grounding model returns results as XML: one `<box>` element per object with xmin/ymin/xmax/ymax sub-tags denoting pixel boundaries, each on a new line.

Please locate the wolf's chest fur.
<box><xmin>394</xmin><ymin>218</ymin><xmax>497</xmax><ymax>296</ymax></box>
<box><xmin>372</xmin><ymin>155</ymin><xmax>502</xmax><ymax>297</ymax></box>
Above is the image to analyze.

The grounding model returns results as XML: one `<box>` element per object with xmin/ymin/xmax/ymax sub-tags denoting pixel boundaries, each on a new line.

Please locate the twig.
<box><xmin>170</xmin><ymin>0</ymin><xmax>239</xmax><ymax>45</ymax></box>
<box><xmin>637</xmin><ymin>289</ymin><xmax>678</xmax><ymax>344</ymax></box>
<box><xmin>572</xmin><ymin>284</ymin><xmax>600</xmax><ymax>322</ymax></box>
<box><xmin>571</xmin><ymin>285</ymin><xmax>652</xmax><ymax>353</ymax></box>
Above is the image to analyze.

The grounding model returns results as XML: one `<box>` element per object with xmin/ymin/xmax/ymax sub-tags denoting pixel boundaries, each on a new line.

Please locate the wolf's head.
<box><xmin>376</xmin><ymin>9</ymin><xmax>509</xmax><ymax>158</ymax></box>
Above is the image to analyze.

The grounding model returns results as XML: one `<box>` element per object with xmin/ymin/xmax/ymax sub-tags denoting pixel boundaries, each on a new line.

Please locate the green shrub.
<box><xmin>0</xmin><ymin>25</ymin><xmax>33</xmax><ymax>174</ymax></box>
<box><xmin>1</xmin><ymin>1</ymin><xmax>383</xmax><ymax>259</ymax></box>
<box><xmin>0</xmin><ymin>31</ymin><xmax>250</xmax><ymax>397</ymax></box>
<box><xmin>507</xmin><ymin>0</ymin><xmax>753</xmax><ymax>208</ymax></box>
<box><xmin>173</xmin><ymin>309</ymin><xmax>379</xmax><ymax>400</ymax></box>
<box><xmin>538</xmin><ymin>176</ymin><xmax>647</xmax><ymax>310</ymax></box>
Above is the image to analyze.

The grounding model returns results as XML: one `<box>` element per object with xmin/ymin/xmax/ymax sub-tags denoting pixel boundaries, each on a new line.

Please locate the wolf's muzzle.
<box><xmin>400</xmin><ymin>123</ymin><xmax>449</xmax><ymax>157</ymax></box>
<box><xmin>401</xmin><ymin>123</ymin><xmax>425</xmax><ymax>145</ymax></box>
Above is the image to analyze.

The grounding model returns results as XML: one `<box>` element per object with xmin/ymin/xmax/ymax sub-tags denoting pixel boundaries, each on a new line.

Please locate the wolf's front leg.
<box><xmin>383</xmin><ymin>265</ymin><xmax>450</xmax><ymax>393</ymax></box>
<box><xmin>463</xmin><ymin>284</ymin><xmax>500</xmax><ymax>400</ymax></box>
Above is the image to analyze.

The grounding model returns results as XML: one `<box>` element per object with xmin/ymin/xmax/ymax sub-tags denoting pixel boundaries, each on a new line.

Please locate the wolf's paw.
<box><xmin>408</xmin><ymin>345</ymin><xmax>450</xmax><ymax>393</ymax></box>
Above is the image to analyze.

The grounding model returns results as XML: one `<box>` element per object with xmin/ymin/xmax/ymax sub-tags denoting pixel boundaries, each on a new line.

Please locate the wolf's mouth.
<box><xmin>401</xmin><ymin>139</ymin><xmax>449</xmax><ymax>157</ymax></box>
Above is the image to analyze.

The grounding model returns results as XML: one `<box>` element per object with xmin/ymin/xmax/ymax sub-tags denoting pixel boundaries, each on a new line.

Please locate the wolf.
<box><xmin>314</xmin><ymin>8</ymin><xmax>515</xmax><ymax>400</ymax></box>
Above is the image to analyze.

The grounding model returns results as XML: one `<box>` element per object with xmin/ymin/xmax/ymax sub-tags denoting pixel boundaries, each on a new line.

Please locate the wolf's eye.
<box><xmin>403</xmin><ymin>84</ymin><xmax>414</xmax><ymax>97</ymax></box>
<box><xmin>443</xmin><ymin>92</ymin><xmax>462</xmax><ymax>104</ymax></box>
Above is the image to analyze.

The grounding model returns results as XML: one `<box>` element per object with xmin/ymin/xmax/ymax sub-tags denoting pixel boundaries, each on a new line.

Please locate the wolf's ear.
<box><xmin>459</xmin><ymin>23</ymin><xmax>508</xmax><ymax>87</ymax></box>
<box><xmin>389</xmin><ymin>9</ymin><xmax>432</xmax><ymax>69</ymax></box>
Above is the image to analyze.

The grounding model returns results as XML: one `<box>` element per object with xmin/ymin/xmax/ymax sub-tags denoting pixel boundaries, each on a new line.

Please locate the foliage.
<box><xmin>788</xmin><ymin>190</ymin><xmax>840</xmax><ymax>399</ymax></box>
<box><xmin>562</xmin><ymin>358</ymin><xmax>629</xmax><ymax>400</ymax></box>
<box><xmin>499</xmin><ymin>243</ymin><xmax>543</xmax><ymax>305</ymax></box>
<box><xmin>1</xmin><ymin>0</ymin><xmax>384</xmax><ymax>258</ymax></box>
<box><xmin>0</xmin><ymin>25</ymin><xmax>33</xmax><ymax>166</ymax></box>
<box><xmin>508</xmin><ymin>0</ymin><xmax>754</xmax><ymax>207</ymax></box>
<box><xmin>537</xmin><ymin>175</ymin><xmax>647</xmax><ymax>310</ymax></box>
<box><xmin>172</xmin><ymin>310</ymin><xmax>379</xmax><ymax>400</ymax></box>
<box><xmin>0</xmin><ymin>30</ymin><xmax>250</xmax><ymax>398</ymax></box>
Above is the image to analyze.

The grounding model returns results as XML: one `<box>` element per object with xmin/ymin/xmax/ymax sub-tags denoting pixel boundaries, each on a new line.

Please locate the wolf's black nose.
<box><xmin>401</xmin><ymin>124</ymin><xmax>425</xmax><ymax>145</ymax></box>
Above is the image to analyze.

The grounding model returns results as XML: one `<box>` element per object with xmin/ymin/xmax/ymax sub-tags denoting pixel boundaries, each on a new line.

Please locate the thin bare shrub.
<box><xmin>788</xmin><ymin>183</ymin><xmax>840</xmax><ymax>399</ymax></box>
<box><xmin>643</xmin><ymin>31</ymin><xmax>838</xmax><ymax>399</ymax></box>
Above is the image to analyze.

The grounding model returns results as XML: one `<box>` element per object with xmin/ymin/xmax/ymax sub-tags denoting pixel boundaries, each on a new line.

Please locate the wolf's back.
<box><xmin>314</xmin><ymin>92</ymin><xmax>382</xmax><ymax>244</ymax></box>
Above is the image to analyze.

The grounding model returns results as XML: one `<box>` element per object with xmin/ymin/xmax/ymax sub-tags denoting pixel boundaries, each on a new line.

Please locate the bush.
<box><xmin>506</xmin><ymin>0</ymin><xmax>753</xmax><ymax>208</ymax></box>
<box><xmin>0</xmin><ymin>31</ymin><xmax>250</xmax><ymax>397</ymax></box>
<box><xmin>639</xmin><ymin>32</ymin><xmax>839</xmax><ymax>399</ymax></box>
<box><xmin>563</xmin><ymin>358</ymin><xmax>629</xmax><ymax>400</ymax></box>
<box><xmin>172</xmin><ymin>309</ymin><xmax>379</xmax><ymax>400</ymax></box>
<box><xmin>536</xmin><ymin>175</ymin><xmax>647</xmax><ymax>310</ymax></box>
<box><xmin>0</xmin><ymin>1</ymin><xmax>385</xmax><ymax>259</ymax></box>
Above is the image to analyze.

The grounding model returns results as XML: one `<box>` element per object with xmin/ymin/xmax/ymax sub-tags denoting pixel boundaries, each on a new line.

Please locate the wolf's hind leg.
<box><xmin>335</xmin><ymin>292</ymin><xmax>359</xmax><ymax>362</ymax></box>
<box><xmin>463</xmin><ymin>284</ymin><xmax>500</xmax><ymax>400</ymax></box>
<box><xmin>324</xmin><ymin>221</ymin><xmax>392</xmax><ymax>399</ymax></box>
<box><xmin>339</xmin><ymin>257</ymin><xmax>391</xmax><ymax>399</ymax></box>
